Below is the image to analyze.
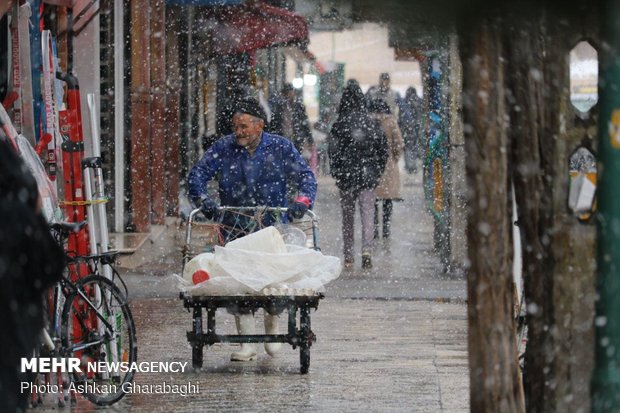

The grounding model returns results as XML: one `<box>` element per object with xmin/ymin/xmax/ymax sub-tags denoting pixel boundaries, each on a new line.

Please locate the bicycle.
<box><xmin>33</xmin><ymin>221</ymin><xmax>137</xmax><ymax>407</ymax></box>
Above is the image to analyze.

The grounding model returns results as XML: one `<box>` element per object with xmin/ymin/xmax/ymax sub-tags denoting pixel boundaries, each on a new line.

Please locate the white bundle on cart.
<box><xmin>178</xmin><ymin>226</ymin><xmax>342</xmax><ymax>296</ymax></box>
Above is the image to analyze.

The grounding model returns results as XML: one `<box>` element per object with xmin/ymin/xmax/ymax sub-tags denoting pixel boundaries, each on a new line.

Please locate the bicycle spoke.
<box><xmin>61</xmin><ymin>275</ymin><xmax>137</xmax><ymax>406</ymax></box>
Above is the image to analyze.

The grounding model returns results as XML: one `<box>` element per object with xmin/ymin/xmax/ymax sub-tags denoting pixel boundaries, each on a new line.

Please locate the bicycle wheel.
<box><xmin>61</xmin><ymin>274</ymin><xmax>137</xmax><ymax>406</ymax></box>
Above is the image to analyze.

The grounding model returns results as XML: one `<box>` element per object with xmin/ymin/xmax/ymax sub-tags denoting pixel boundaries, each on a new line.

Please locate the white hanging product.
<box><xmin>82</xmin><ymin>159</ymin><xmax>99</xmax><ymax>257</ymax></box>
<box><xmin>85</xmin><ymin>95</ymin><xmax>120</xmax><ymax>371</ymax></box>
<box><xmin>18</xmin><ymin>3</ymin><xmax>35</xmax><ymax>145</ymax></box>
<box><xmin>86</xmin><ymin>93</ymin><xmax>113</xmax><ymax>281</ymax></box>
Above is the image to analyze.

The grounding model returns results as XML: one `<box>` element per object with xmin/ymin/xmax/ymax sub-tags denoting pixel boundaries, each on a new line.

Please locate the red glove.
<box><xmin>288</xmin><ymin>196</ymin><xmax>311</xmax><ymax>219</ymax></box>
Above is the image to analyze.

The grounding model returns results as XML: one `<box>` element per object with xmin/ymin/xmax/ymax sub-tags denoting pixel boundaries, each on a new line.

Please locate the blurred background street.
<box><xmin>32</xmin><ymin>171</ymin><xmax>469</xmax><ymax>412</ymax></box>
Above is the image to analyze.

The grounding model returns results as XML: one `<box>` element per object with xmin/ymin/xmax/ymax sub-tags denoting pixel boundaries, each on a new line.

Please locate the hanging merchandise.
<box><xmin>83</xmin><ymin>93</ymin><xmax>120</xmax><ymax>366</ymax></box>
<box><xmin>51</xmin><ymin>36</ymin><xmax>63</xmax><ymax>116</ymax></box>
<box><xmin>29</xmin><ymin>0</ymin><xmax>43</xmax><ymax>143</ymax></box>
<box><xmin>8</xmin><ymin>4</ymin><xmax>22</xmax><ymax>133</ymax></box>
<box><xmin>85</xmin><ymin>93</ymin><xmax>113</xmax><ymax>280</ymax></box>
<box><xmin>41</xmin><ymin>29</ymin><xmax>61</xmax><ymax>182</ymax></box>
<box><xmin>17</xmin><ymin>134</ymin><xmax>59</xmax><ymax>222</ymax></box>
<box><xmin>0</xmin><ymin>12</ymin><xmax>8</xmax><ymax>104</ymax></box>
<box><xmin>0</xmin><ymin>103</ymin><xmax>58</xmax><ymax>222</ymax></box>
<box><xmin>0</xmin><ymin>98</ymin><xmax>20</xmax><ymax>151</ymax></box>
<box><xmin>17</xmin><ymin>2</ymin><xmax>35</xmax><ymax>144</ymax></box>
<box><xmin>81</xmin><ymin>155</ymin><xmax>100</xmax><ymax>262</ymax></box>
<box><xmin>57</xmin><ymin>71</ymin><xmax>90</xmax><ymax>278</ymax></box>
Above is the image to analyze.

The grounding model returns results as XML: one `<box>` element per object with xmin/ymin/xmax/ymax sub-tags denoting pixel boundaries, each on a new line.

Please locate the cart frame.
<box><xmin>180</xmin><ymin>206</ymin><xmax>324</xmax><ymax>374</ymax></box>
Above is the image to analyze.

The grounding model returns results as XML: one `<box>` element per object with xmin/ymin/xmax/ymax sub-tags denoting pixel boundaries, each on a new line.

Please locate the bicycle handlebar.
<box><xmin>184</xmin><ymin>206</ymin><xmax>320</xmax><ymax>262</ymax></box>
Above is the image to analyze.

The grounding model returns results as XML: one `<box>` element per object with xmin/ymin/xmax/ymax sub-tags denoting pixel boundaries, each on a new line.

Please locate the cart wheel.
<box><xmin>299</xmin><ymin>307</ymin><xmax>312</xmax><ymax>374</ymax></box>
<box><xmin>192</xmin><ymin>345</ymin><xmax>204</xmax><ymax>369</ymax></box>
<box><xmin>300</xmin><ymin>344</ymin><xmax>310</xmax><ymax>374</ymax></box>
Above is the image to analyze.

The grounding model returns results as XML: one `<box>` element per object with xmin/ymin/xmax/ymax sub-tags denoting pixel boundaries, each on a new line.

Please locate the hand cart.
<box><xmin>180</xmin><ymin>206</ymin><xmax>324</xmax><ymax>374</ymax></box>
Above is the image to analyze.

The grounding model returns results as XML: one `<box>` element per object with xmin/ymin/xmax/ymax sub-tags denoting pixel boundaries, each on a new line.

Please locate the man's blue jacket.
<box><xmin>188</xmin><ymin>132</ymin><xmax>317</xmax><ymax>209</ymax></box>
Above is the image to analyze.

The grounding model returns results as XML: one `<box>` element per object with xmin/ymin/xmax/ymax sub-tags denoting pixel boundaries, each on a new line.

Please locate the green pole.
<box><xmin>592</xmin><ymin>1</ymin><xmax>620</xmax><ymax>411</ymax></box>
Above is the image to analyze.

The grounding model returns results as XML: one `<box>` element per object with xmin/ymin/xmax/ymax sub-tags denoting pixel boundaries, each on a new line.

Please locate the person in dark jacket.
<box><xmin>398</xmin><ymin>87</ymin><xmax>423</xmax><ymax>174</ymax></box>
<box><xmin>269</xmin><ymin>83</ymin><xmax>313</xmax><ymax>154</ymax></box>
<box><xmin>188</xmin><ymin>98</ymin><xmax>317</xmax><ymax>362</ymax></box>
<box><xmin>366</xmin><ymin>73</ymin><xmax>399</xmax><ymax>117</ymax></box>
<box><xmin>0</xmin><ymin>138</ymin><xmax>64</xmax><ymax>412</ymax></box>
<box><xmin>329</xmin><ymin>80</ymin><xmax>388</xmax><ymax>269</ymax></box>
<box><xmin>188</xmin><ymin>98</ymin><xmax>317</xmax><ymax>229</ymax></box>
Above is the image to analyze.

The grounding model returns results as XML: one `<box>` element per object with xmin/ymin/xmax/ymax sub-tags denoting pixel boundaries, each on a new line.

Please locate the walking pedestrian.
<box><xmin>187</xmin><ymin>97</ymin><xmax>317</xmax><ymax>362</ymax></box>
<box><xmin>312</xmin><ymin>114</ymin><xmax>331</xmax><ymax>175</ymax></box>
<box><xmin>0</xmin><ymin>138</ymin><xmax>64</xmax><ymax>412</ymax></box>
<box><xmin>269</xmin><ymin>83</ymin><xmax>313</xmax><ymax>155</ymax></box>
<box><xmin>398</xmin><ymin>87</ymin><xmax>423</xmax><ymax>174</ymax></box>
<box><xmin>368</xmin><ymin>99</ymin><xmax>404</xmax><ymax>239</ymax></box>
<box><xmin>366</xmin><ymin>72</ymin><xmax>399</xmax><ymax>117</ymax></box>
<box><xmin>329</xmin><ymin>80</ymin><xmax>388</xmax><ymax>269</ymax></box>
<box><xmin>269</xmin><ymin>83</ymin><xmax>315</xmax><ymax>198</ymax></box>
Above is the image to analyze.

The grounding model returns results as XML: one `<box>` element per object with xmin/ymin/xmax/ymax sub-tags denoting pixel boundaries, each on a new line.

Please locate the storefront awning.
<box><xmin>283</xmin><ymin>47</ymin><xmax>325</xmax><ymax>75</ymax></box>
<box><xmin>200</xmin><ymin>1</ymin><xmax>308</xmax><ymax>56</ymax></box>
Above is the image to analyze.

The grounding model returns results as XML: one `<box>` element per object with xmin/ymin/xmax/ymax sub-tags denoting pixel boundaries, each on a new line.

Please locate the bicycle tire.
<box><xmin>60</xmin><ymin>274</ymin><xmax>137</xmax><ymax>406</ymax></box>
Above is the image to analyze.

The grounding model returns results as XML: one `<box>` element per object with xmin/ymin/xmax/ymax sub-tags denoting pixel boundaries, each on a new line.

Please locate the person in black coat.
<box><xmin>269</xmin><ymin>83</ymin><xmax>313</xmax><ymax>154</ymax></box>
<box><xmin>328</xmin><ymin>80</ymin><xmax>388</xmax><ymax>269</ymax></box>
<box><xmin>398</xmin><ymin>87</ymin><xmax>423</xmax><ymax>174</ymax></box>
<box><xmin>0</xmin><ymin>137</ymin><xmax>64</xmax><ymax>412</ymax></box>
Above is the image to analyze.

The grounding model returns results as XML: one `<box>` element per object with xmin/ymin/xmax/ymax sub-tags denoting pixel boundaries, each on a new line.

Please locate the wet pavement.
<box><xmin>30</xmin><ymin>171</ymin><xmax>469</xmax><ymax>412</ymax></box>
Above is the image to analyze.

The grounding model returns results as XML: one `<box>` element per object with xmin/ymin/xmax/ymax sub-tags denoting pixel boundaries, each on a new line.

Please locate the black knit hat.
<box><xmin>233</xmin><ymin>98</ymin><xmax>268</xmax><ymax>123</ymax></box>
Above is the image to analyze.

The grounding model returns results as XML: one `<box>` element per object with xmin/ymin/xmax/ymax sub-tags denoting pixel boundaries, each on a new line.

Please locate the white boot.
<box><xmin>231</xmin><ymin>314</ymin><xmax>257</xmax><ymax>361</ymax></box>
<box><xmin>264</xmin><ymin>313</ymin><xmax>282</xmax><ymax>356</ymax></box>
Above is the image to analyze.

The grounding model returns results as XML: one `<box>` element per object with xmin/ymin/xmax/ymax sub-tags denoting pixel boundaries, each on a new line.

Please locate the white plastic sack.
<box><xmin>225</xmin><ymin>226</ymin><xmax>286</xmax><ymax>253</ymax></box>
<box><xmin>180</xmin><ymin>251</ymin><xmax>253</xmax><ymax>295</ymax></box>
<box><xmin>274</xmin><ymin>224</ymin><xmax>307</xmax><ymax>246</ymax></box>
<box><xmin>177</xmin><ymin>226</ymin><xmax>342</xmax><ymax>296</ymax></box>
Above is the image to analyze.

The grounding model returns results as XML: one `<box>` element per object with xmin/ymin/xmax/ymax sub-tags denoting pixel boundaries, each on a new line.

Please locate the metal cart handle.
<box><xmin>183</xmin><ymin>206</ymin><xmax>320</xmax><ymax>266</ymax></box>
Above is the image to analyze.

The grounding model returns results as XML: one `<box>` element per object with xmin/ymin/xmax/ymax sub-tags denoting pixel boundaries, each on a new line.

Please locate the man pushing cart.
<box><xmin>187</xmin><ymin>98</ymin><xmax>318</xmax><ymax>363</ymax></box>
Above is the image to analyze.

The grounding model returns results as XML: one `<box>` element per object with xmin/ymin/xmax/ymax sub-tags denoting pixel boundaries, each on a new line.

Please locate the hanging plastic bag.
<box><xmin>16</xmin><ymin>135</ymin><xmax>59</xmax><ymax>222</ymax></box>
